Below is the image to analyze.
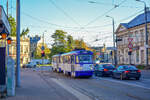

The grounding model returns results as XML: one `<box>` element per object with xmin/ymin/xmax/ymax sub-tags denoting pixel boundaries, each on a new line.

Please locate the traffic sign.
<box><xmin>41</xmin><ymin>46</ymin><xmax>45</xmax><ymax>50</ymax></box>
<box><xmin>128</xmin><ymin>43</ymin><xmax>133</xmax><ymax>49</ymax></box>
<box><xmin>128</xmin><ymin>38</ymin><xmax>133</xmax><ymax>42</ymax></box>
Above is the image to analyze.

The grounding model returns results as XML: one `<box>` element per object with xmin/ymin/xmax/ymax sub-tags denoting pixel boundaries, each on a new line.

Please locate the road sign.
<box><xmin>41</xmin><ymin>46</ymin><xmax>45</xmax><ymax>50</ymax></box>
<box><xmin>128</xmin><ymin>38</ymin><xmax>133</xmax><ymax>42</ymax></box>
<box><xmin>128</xmin><ymin>43</ymin><xmax>133</xmax><ymax>49</ymax></box>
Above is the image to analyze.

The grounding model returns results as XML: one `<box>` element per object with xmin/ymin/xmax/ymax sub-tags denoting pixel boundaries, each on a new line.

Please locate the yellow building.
<box><xmin>9</xmin><ymin>37</ymin><xmax>30</xmax><ymax>65</ymax></box>
<box><xmin>116</xmin><ymin>11</ymin><xmax>150</xmax><ymax>65</ymax></box>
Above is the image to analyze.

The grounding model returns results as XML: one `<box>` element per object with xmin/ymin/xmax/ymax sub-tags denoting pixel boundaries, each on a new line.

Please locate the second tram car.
<box><xmin>52</xmin><ymin>50</ymin><xmax>94</xmax><ymax>77</ymax></box>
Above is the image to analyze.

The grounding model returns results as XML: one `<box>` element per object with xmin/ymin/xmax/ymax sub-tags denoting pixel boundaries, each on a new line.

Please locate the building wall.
<box><xmin>116</xmin><ymin>23</ymin><xmax>150</xmax><ymax>65</ymax></box>
<box><xmin>9</xmin><ymin>37</ymin><xmax>30</xmax><ymax>65</ymax></box>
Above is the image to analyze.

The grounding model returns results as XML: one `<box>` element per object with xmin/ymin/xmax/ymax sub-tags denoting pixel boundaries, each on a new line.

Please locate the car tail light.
<box><xmin>104</xmin><ymin>69</ymin><xmax>108</xmax><ymax>71</ymax></box>
<box><xmin>124</xmin><ymin>71</ymin><xmax>130</xmax><ymax>73</ymax></box>
<box><xmin>137</xmin><ymin>70</ymin><xmax>141</xmax><ymax>72</ymax></box>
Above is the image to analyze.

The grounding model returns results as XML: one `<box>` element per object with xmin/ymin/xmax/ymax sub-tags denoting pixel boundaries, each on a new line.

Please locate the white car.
<box><xmin>23</xmin><ymin>62</ymin><xmax>37</xmax><ymax>68</ymax></box>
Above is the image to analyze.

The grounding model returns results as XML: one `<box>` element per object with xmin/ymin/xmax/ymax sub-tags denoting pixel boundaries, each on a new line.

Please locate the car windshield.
<box><xmin>123</xmin><ymin>65</ymin><xmax>137</xmax><ymax>70</ymax></box>
<box><xmin>102</xmin><ymin>64</ymin><xmax>115</xmax><ymax>69</ymax></box>
<box><xmin>78</xmin><ymin>55</ymin><xmax>92</xmax><ymax>63</ymax></box>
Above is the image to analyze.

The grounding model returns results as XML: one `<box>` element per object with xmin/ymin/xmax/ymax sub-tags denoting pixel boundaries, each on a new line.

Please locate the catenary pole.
<box><xmin>16</xmin><ymin>0</ymin><xmax>20</xmax><ymax>87</ymax></box>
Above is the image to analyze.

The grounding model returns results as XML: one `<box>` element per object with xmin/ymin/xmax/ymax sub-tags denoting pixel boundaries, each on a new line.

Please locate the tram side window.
<box><xmin>68</xmin><ymin>56</ymin><xmax>71</xmax><ymax>64</ymax></box>
<box><xmin>76</xmin><ymin>56</ymin><xmax>79</xmax><ymax>63</ymax></box>
<box><xmin>71</xmin><ymin>55</ymin><xmax>75</xmax><ymax>64</ymax></box>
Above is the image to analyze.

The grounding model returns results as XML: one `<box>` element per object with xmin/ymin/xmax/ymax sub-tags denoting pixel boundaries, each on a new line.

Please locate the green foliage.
<box><xmin>49</xmin><ymin>29</ymin><xmax>94</xmax><ymax>60</ymax></box>
<box><xmin>8</xmin><ymin>15</ymin><xmax>16</xmax><ymax>36</ymax></box>
<box><xmin>67</xmin><ymin>35</ymin><xmax>74</xmax><ymax>51</ymax></box>
<box><xmin>136</xmin><ymin>65</ymin><xmax>145</xmax><ymax>69</ymax></box>
<box><xmin>8</xmin><ymin>15</ymin><xmax>29</xmax><ymax>36</ymax></box>
<box><xmin>21</xmin><ymin>28</ymin><xmax>29</xmax><ymax>37</ymax></box>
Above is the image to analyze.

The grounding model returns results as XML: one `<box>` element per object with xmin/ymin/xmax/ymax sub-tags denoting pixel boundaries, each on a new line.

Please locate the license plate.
<box><xmin>131</xmin><ymin>71</ymin><xmax>136</xmax><ymax>73</ymax></box>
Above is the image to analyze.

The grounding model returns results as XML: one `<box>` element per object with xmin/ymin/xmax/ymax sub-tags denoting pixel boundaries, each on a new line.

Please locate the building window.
<box><xmin>140</xmin><ymin>29</ymin><xmax>144</xmax><ymax>42</ymax></box>
<box><xmin>135</xmin><ymin>31</ymin><xmax>139</xmax><ymax>42</ymax></box>
<box><xmin>136</xmin><ymin>50</ymin><xmax>139</xmax><ymax>63</ymax></box>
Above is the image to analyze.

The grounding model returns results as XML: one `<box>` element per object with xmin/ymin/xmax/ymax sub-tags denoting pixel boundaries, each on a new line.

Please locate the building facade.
<box><xmin>9</xmin><ymin>37</ymin><xmax>30</xmax><ymax>65</ymax></box>
<box><xmin>30</xmin><ymin>35</ymin><xmax>41</xmax><ymax>59</ymax></box>
<box><xmin>91</xmin><ymin>46</ymin><xmax>114</xmax><ymax>63</ymax></box>
<box><xmin>116</xmin><ymin>11</ymin><xmax>150</xmax><ymax>65</ymax></box>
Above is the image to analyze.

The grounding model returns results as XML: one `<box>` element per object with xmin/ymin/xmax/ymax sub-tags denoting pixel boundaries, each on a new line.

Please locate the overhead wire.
<box><xmin>48</xmin><ymin>0</ymin><xmax>93</xmax><ymax>36</ymax></box>
<box><xmin>83</xmin><ymin>0</ymin><xmax>127</xmax><ymax>27</ymax></box>
<box><xmin>48</xmin><ymin>0</ymin><xmax>81</xmax><ymax>26</ymax></box>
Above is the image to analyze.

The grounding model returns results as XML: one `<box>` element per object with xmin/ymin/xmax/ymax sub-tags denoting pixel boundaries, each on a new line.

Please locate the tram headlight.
<box><xmin>90</xmin><ymin>65</ymin><xmax>93</xmax><ymax>70</ymax></box>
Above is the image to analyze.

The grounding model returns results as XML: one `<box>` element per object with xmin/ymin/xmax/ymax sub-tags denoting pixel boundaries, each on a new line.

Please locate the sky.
<box><xmin>0</xmin><ymin>0</ymin><xmax>150</xmax><ymax>47</ymax></box>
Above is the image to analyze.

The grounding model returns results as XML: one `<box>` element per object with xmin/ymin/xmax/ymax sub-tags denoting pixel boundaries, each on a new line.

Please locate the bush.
<box><xmin>136</xmin><ymin>65</ymin><xmax>145</xmax><ymax>69</ymax></box>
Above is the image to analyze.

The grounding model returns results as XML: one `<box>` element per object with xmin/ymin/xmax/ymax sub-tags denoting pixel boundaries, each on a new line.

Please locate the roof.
<box><xmin>62</xmin><ymin>50</ymin><xmax>93</xmax><ymax>56</ymax></box>
<box><xmin>120</xmin><ymin>11</ymin><xmax>150</xmax><ymax>29</ymax></box>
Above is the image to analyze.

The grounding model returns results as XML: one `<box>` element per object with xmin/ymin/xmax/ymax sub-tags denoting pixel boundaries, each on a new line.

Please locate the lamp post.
<box><xmin>136</xmin><ymin>0</ymin><xmax>148</xmax><ymax>66</ymax></box>
<box><xmin>106</xmin><ymin>15</ymin><xmax>117</xmax><ymax>66</ymax></box>
<box><xmin>16</xmin><ymin>0</ymin><xmax>20</xmax><ymax>87</ymax></box>
<box><xmin>42</xmin><ymin>30</ymin><xmax>46</xmax><ymax>65</ymax></box>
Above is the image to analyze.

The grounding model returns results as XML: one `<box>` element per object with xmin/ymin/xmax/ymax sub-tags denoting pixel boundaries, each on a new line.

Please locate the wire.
<box><xmin>84</xmin><ymin>0</ymin><xmax>127</xmax><ymax>27</ymax></box>
<box><xmin>48</xmin><ymin>0</ymin><xmax>81</xmax><ymax>26</ymax></box>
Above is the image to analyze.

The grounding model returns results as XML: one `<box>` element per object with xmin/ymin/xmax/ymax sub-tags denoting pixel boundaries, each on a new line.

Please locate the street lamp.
<box><xmin>1</xmin><ymin>33</ymin><xmax>7</xmax><ymax>39</ymax></box>
<box><xmin>136</xmin><ymin>0</ymin><xmax>148</xmax><ymax>66</ymax></box>
<box><xmin>7</xmin><ymin>37</ymin><xmax>12</xmax><ymax>56</ymax></box>
<box><xmin>106</xmin><ymin>15</ymin><xmax>117</xmax><ymax>66</ymax></box>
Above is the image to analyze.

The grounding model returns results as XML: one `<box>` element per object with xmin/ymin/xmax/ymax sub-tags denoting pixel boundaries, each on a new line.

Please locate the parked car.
<box><xmin>112</xmin><ymin>65</ymin><xmax>141</xmax><ymax>80</ymax></box>
<box><xmin>22</xmin><ymin>62</ymin><xmax>37</xmax><ymax>68</ymax></box>
<box><xmin>94</xmin><ymin>64</ymin><xmax>115</xmax><ymax>77</ymax></box>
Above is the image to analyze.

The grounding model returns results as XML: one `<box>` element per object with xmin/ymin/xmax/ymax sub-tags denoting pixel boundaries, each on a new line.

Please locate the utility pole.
<box><xmin>106</xmin><ymin>15</ymin><xmax>117</xmax><ymax>66</ymax></box>
<box><xmin>7</xmin><ymin>0</ymin><xmax>8</xmax><ymax>17</ymax></box>
<box><xmin>136</xmin><ymin>0</ymin><xmax>148</xmax><ymax>66</ymax></box>
<box><xmin>42</xmin><ymin>33</ymin><xmax>44</xmax><ymax>65</ymax></box>
<box><xmin>144</xmin><ymin>4</ymin><xmax>148</xmax><ymax>66</ymax></box>
<box><xmin>7</xmin><ymin>0</ymin><xmax>9</xmax><ymax>56</ymax></box>
<box><xmin>16</xmin><ymin>0</ymin><xmax>20</xmax><ymax>87</ymax></box>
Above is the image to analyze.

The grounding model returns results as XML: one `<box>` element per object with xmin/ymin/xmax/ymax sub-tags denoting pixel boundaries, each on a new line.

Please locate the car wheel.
<box><xmin>136</xmin><ymin>77</ymin><xmax>140</xmax><ymax>80</ymax></box>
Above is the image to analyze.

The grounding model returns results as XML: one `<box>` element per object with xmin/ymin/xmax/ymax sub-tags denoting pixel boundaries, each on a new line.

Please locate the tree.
<box><xmin>8</xmin><ymin>15</ymin><xmax>16</xmax><ymax>36</ymax></box>
<box><xmin>67</xmin><ymin>35</ymin><xmax>74</xmax><ymax>51</ymax></box>
<box><xmin>35</xmin><ymin>43</ymin><xmax>51</xmax><ymax>59</ymax></box>
<box><xmin>20</xmin><ymin>28</ymin><xmax>29</xmax><ymax>37</ymax></box>
<box><xmin>49</xmin><ymin>30</ymin><xmax>68</xmax><ymax>59</ymax></box>
<box><xmin>52</xmin><ymin>30</ymin><xmax>67</xmax><ymax>46</ymax></box>
<box><xmin>8</xmin><ymin>15</ymin><xmax>29</xmax><ymax>36</ymax></box>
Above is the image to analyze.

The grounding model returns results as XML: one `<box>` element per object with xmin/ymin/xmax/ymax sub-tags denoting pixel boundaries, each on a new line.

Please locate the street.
<box><xmin>6</xmin><ymin>66</ymin><xmax>150</xmax><ymax>100</ymax></box>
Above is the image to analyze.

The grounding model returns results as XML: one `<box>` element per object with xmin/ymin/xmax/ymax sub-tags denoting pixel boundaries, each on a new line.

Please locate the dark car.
<box><xmin>112</xmin><ymin>65</ymin><xmax>141</xmax><ymax>80</ymax></box>
<box><xmin>94</xmin><ymin>64</ymin><xmax>115</xmax><ymax>77</ymax></box>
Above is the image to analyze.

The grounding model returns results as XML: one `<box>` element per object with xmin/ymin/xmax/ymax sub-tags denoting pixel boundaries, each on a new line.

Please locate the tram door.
<box><xmin>0</xmin><ymin>47</ymin><xmax>6</xmax><ymax>86</ymax></box>
<box><xmin>71</xmin><ymin>55</ymin><xmax>75</xmax><ymax>72</ymax></box>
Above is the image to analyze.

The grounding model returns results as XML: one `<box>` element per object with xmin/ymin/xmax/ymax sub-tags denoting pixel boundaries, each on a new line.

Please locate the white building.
<box><xmin>116</xmin><ymin>11</ymin><xmax>150</xmax><ymax>65</ymax></box>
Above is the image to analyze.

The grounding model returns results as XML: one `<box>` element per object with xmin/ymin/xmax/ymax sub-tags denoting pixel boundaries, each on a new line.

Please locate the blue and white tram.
<box><xmin>52</xmin><ymin>54</ymin><xmax>62</xmax><ymax>72</ymax></box>
<box><xmin>52</xmin><ymin>50</ymin><xmax>94</xmax><ymax>77</ymax></box>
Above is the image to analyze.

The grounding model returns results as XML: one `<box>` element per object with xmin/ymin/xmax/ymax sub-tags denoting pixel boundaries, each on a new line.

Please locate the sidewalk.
<box><xmin>4</xmin><ymin>69</ymin><xmax>78</xmax><ymax>100</ymax></box>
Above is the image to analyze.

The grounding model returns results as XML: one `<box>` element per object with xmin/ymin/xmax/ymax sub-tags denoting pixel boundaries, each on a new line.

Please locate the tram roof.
<box><xmin>61</xmin><ymin>50</ymin><xmax>93</xmax><ymax>56</ymax></box>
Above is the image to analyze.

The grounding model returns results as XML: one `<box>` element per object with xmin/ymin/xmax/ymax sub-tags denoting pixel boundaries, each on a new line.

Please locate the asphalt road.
<box><xmin>35</xmin><ymin>66</ymin><xmax>150</xmax><ymax>100</ymax></box>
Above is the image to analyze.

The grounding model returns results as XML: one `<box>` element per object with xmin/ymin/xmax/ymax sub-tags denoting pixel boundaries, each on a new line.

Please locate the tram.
<box><xmin>52</xmin><ymin>49</ymin><xmax>94</xmax><ymax>77</ymax></box>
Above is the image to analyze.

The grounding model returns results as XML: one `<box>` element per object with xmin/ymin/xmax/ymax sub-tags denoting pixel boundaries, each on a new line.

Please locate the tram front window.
<box><xmin>78</xmin><ymin>55</ymin><xmax>92</xmax><ymax>63</ymax></box>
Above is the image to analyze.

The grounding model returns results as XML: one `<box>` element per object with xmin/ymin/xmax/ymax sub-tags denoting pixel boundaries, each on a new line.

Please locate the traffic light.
<box><xmin>41</xmin><ymin>50</ymin><xmax>45</xmax><ymax>57</ymax></box>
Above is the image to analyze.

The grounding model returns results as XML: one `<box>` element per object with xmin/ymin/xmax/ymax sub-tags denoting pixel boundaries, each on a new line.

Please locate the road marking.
<box><xmin>51</xmin><ymin>78</ymin><xmax>92</xmax><ymax>100</ymax></box>
<box><xmin>94</xmin><ymin>77</ymin><xmax>150</xmax><ymax>90</ymax></box>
